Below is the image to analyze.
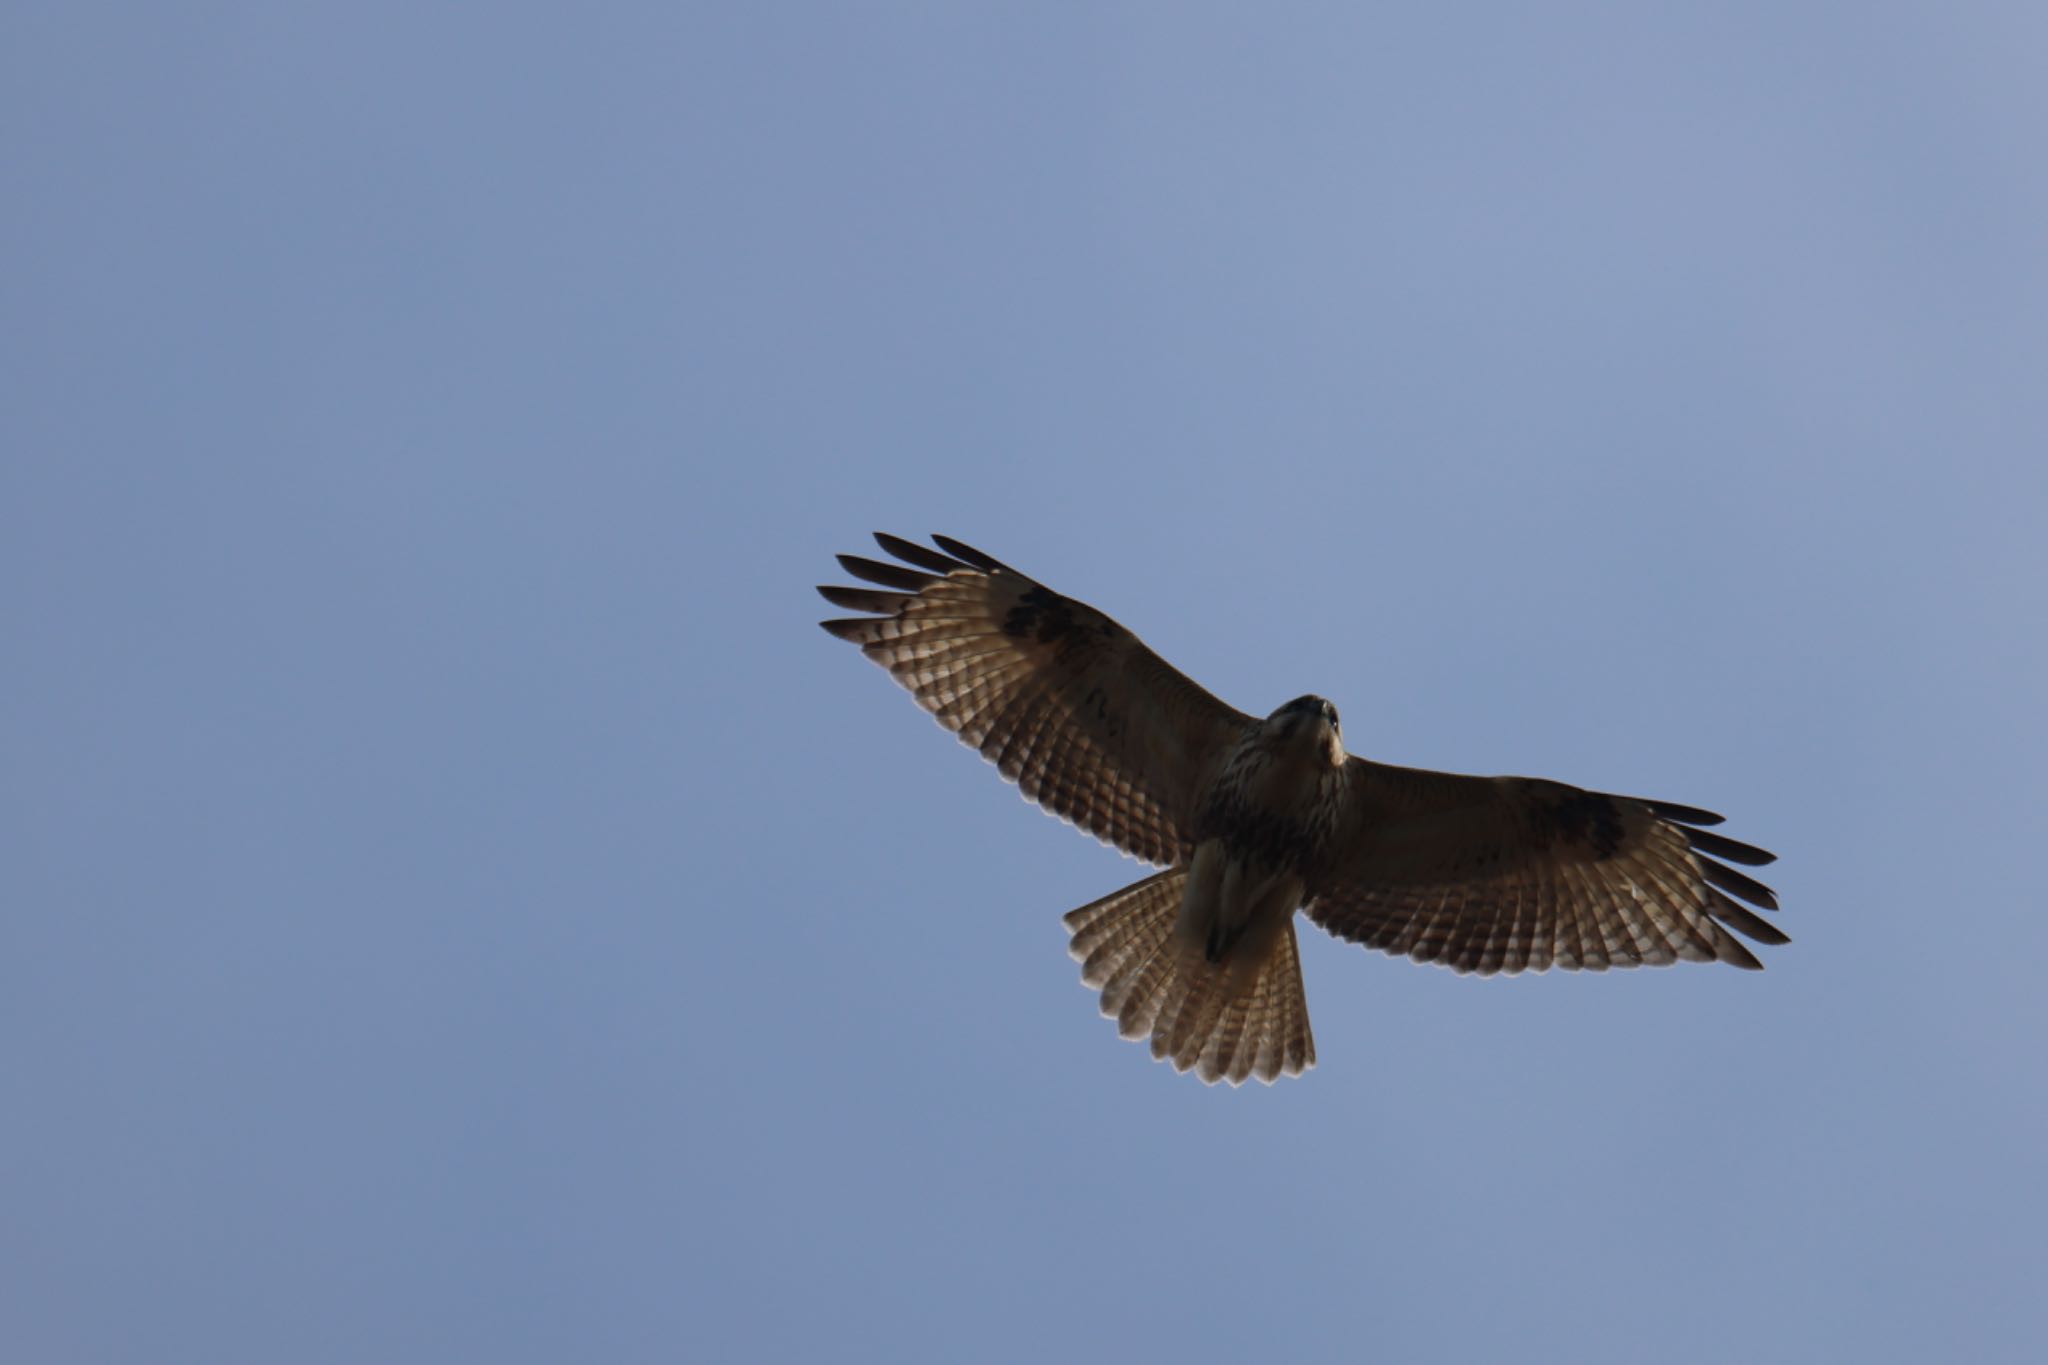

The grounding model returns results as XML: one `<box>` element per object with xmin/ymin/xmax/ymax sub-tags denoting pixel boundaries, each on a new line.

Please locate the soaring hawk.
<box><xmin>818</xmin><ymin>534</ymin><xmax>1784</xmax><ymax>1085</ymax></box>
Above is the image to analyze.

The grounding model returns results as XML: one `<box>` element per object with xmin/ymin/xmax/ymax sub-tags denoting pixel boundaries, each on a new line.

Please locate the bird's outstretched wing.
<box><xmin>818</xmin><ymin>534</ymin><xmax>1252</xmax><ymax>866</ymax></box>
<box><xmin>1306</xmin><ymin>761</ymin><xmax>1785</xmax><ymax>974</ymax></box>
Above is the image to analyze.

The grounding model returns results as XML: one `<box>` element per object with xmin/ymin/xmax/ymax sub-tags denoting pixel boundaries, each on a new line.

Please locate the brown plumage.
<box><xmin>819</xmin><ymin>534</ymin><xmax>1784</xmax><ymax>1086</ymax></box>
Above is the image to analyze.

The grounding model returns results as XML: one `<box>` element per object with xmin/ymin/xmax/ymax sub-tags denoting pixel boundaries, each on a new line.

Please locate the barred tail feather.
<box><xmin>1063</xmin><ymin>871</ymin><xmax>1315</xmax><ymax>1086</ymax></box>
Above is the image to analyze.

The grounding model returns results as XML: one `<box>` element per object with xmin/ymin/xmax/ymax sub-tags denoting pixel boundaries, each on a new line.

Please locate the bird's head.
<box><xmin>1265</xmin><ymin>694</ymin><xmax>1346</xmax><ymax>766</ymax></box>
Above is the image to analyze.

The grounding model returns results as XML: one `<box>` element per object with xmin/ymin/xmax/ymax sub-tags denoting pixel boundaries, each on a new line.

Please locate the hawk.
<box><xmin>818</xmin><ymin>534</ymin><xmax>1784</xmax><ymax>1085</ymax></box>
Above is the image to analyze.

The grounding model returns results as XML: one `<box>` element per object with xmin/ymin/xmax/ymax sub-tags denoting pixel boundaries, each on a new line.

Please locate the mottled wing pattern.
<box><xmin>818</xmin><ymin>534</ymin><xmax>1253</xmax><ymax>866</ymax></box>
<box><xmin>1306</xmin><ymin>761</ymin><xmax>1785</xmax><ymax>975</ymax></box>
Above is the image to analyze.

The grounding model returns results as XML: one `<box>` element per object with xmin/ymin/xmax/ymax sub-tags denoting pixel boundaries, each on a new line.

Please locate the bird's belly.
<box><xmin>1175</xmin><ymin>839</ymin><xmax>1304</xmax><ymax>971</ymax></box>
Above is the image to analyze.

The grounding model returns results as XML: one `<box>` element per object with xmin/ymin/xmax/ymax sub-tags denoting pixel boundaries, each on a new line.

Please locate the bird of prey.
<box><xmin>817</xmin><ymin>534</ymin><xmax>1784</xmax><ymax>1086</ymax></box>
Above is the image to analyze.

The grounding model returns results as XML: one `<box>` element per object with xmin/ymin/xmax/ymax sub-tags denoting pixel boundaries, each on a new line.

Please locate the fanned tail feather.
<box><xmin>1063</xmin><ymin>870</ymin><xmax>1314</xmax><ymax>1086</ymax></box>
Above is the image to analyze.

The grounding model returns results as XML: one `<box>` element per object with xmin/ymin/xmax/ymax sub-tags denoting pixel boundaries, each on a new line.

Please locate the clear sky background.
<box><xmin>6</xmin><ymin>4</ymin><xmax>2045</xmax><ymax>1362</ymax></box>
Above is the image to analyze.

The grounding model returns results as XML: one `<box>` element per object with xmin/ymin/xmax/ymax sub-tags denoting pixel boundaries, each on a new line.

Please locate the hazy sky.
<box><xmin>7</xmin><ymin>4</ymin><xmax>2045</xmax><ymax>1362</ymax></box>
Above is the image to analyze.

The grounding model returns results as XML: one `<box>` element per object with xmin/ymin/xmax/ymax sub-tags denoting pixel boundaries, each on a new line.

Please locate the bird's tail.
<box><xmin>1063</xmin><ymin>869</ymin><xmax>1315</xmax><ymax>1086</ymax></box>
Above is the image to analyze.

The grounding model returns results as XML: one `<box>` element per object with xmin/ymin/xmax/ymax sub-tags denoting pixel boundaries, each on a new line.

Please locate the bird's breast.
<box><xmin>1196</xmin><ymin>741</ymin><xmax>1347</xmax><ymax>870</ymax></box>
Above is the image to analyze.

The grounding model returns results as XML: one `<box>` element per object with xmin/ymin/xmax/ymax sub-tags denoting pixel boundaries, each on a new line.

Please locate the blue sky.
<box><xmin>6</xmin><ymin>4</ymin><xmax>2045</xmax><ymax>1362</ymax></box>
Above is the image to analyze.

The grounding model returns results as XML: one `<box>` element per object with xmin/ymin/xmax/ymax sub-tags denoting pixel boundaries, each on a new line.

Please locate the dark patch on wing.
<box><xmin>1539</xmin><ymin>788</ymin><xmax>1626</xmax><ymax>860</ymax></box>
<box><xmin>1002</xmin><ymin>584</ymin><xmax>1089</xmax><ymax>645</ymax></box>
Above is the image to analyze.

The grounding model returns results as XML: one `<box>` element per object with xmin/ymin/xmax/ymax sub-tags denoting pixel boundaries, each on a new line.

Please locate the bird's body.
<box><xmin>1182</xmin><ymin>697</ymin><xmax>1346</xmax><ymax>965</ymax></box>
<box><xmin>818</xmin><ymin>535</ymin><xmax>1785</xmax><ymax>1085</ymax></box>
